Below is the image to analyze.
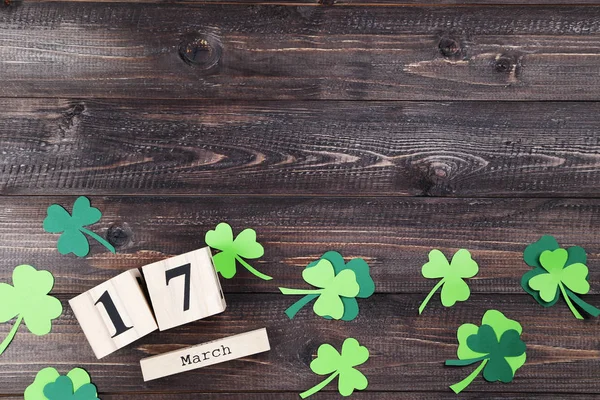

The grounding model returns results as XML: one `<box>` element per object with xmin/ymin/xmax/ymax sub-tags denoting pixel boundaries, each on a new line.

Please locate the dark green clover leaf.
<box><xmin>445</xmin><ymin>310</ymin><xmax>526</xmax><ymax>394</ymax></box>
<box><xmin>25</xmin><ymin>367</ymin><xmax>98</xmax><ymax>400</ymax></box>
<box><xmin>43</xmin><ymin>376</ymin><xmax>99</xmax><ymax>400</ymax></box>
<box><xmin>205</xmin><ymin>222</ymin><xmax>271</xmax><ymax>280</ymax></box>
<box><xmin>43</xmin><ymin>196</ymin><xmax>115</xmax><ymax>257</ymax></box>
<box><xmin>279</xmin><ymin>251</ymin><xmax>375</xmax><ymax>321</ymax></box>
<box><xmin>521</xmin><ymin>235</ymin><xmax>599</xmax><ymax>319</ymax></box>
<box><xmin>299</xmin><ymin>337</ymin><xmax>369</xmax><ymax>398</ymax></box>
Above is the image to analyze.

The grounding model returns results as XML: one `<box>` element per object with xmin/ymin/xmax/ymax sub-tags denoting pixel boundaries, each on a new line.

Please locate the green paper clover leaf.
<box><xmin>280</xmin><ymin>259</ymin><xmax>359</xmax><ymax>320</ymax></box>
<box><xmin>205</xmin><ymin>222</ymin><xmax>271</xmax><ymax>280</ymax></box>
<box><xmin>445</xmin><ymin>309</ymin><xmax>526</xmax><ymax>394</ymax></box>
<box><xmin>280</xmin><ymin>251</ymin><xmax>373</xmax><ymax>321</ymax></box>
<box><xmin>0</xmin><ymin>265</ymin><xmax>62</xmax><ymax>357</ymax></box>
<box><xmin>521</xmin><ymin>236</ymin><xmax>600</xmax><ymax>319</ymax></box>
<box><xmin>419</xmin><ymin>249</ymin><xmax>478</xmax><ymax>314</ymax></box>
<box><xmin>300</xmin><ymin>337</ymin><xmax>369</xmax><ymax>398</ymax></box>
<box><xmin>43</xmin><ymin>376</ymin><xmax>99</xmax><ymax>400</ymax></box>
<box><xmin>43</xmin><ymin>196</ymin><xmax>115</xmax><ymax>257</ymax></box>
<box><xmin>25</xmin><ymin>367</ymin><xmax>97</xmax><ymax>400</ymax></box>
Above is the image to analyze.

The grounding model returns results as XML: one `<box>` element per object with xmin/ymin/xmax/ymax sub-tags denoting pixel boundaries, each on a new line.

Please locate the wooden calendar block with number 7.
<box><xmin>69</xmin><ymin>269</ymin><xmax>158</xmax><ymax>359</ymax></box>
<box><xmin>142</xmin><ymin>246</ymin><xmax>226</xmax><ymax>331</ymax></box>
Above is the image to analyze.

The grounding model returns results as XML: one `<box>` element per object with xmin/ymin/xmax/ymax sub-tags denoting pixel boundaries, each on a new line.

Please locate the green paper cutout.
<box><xmin>419</xmin><ymin>249</ymin><xmax>478</xmax><ymax>314</ymax></box>
<box><xmin>279</xmin><ymin>251</ymin><xmax>375</xmax><ymax>321</ymax></box>
<box><xmin>300</xmin><ymin>337</ymin><xmax>369</xmax><ymax>398</ymax></box>
<box><xmin>43</xmin><ymin>196</ymin><xmax>115</xmax><ymax>257</ymax></box>
<box><xmin>25</xmin><ymin>367</ymin><xmax>96</xmax><ymax>400</ymax></box>
<box><xmin>0</xmin><ymin>265</ymin><xmax>62</xmax><ymax>357</ymax></box>
<box><xmin>445</xmin><ymin>310</ymin><xmax>526</xmax><ymax>394</ymax></box>
<box><xmin>521</xmin><ymin>236</ymin><xmax>600</xmax><ymax>319</ymax></box>
<box><xmin>43</xmin><ymin>376</ymin><xmax>99</xmax><ymax>400</ymax></box>
<box><xmin>205</xmin><ymin>222</ymin><xmax>271</xmax><ymax>280</ymax></box>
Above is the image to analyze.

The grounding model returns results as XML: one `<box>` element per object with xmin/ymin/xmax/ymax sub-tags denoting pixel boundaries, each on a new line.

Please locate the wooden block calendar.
<box><xmin>70</xmin><ymin>247</ymin><xmax>226</xmax><ymax>358</ymax></box>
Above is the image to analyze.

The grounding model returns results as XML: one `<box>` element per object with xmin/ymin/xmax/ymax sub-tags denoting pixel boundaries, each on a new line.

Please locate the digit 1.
<box><xmin>165</xmin><ymin>263</ymin><xmax>191</xmax><ymax>311</ymax></box>
<box><xmin>94</xmin><ymin>291</ymin><xmax>133</xmax><ymax>338</ymax></box>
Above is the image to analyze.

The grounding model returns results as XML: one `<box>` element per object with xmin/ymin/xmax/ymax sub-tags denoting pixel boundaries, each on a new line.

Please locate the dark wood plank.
<box><xmin>1</xmin><ymin>294</ymin><xmax>600</xmax><ymax>394</ymax></box>
<box><xmin>4</xmin><ymin>4</ymin><xmax>600</xmax><ymax>100</ymax></box>
<box><xmin>3</xmin><ymin>196</ymin><xmax>600</xmax><ymax>295</ymax></box>
<box><xmin>4</xmin><ymin>99</ymin><xmax>600</xmax><ymax>197</ymax></box>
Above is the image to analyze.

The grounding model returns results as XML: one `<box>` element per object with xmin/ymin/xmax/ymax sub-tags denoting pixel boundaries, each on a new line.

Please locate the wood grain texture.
<box><xmin>1</xmin><ymin>294</ymin><xmax>600</xmax><ymax>394</ymax></box>
<box><xmin>4</xmin><ymin>4</ymin><xmax>600</xmax><ymax>100</ymax></box>
<box><xmin>2</xmin><ymin>196</ymin><xmax>600</xmax><ymax>295</ymax></box>
<box><xmin>3</xmin><ymin>99</ymin><xmax>600</xmax><ymax>197</ymax></box>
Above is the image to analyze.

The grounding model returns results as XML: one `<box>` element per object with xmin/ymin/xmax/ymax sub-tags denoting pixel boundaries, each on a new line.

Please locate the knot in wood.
<box><xmin>107</xmin><ymin>223</ymin><xmax>132</xmax><ymax>248</ymax></box>
<box><xmin>179</xmin><ymin>34</ymin><xmax>222</xmax><ymax>71</ymax></box>
<box><xmin>494</xmin><ymin>56</ymin><xmax>513</xmax><ymax>73</ymax></box>
<box><xmin>438</xmin><ymin>37</ymin><xmax>461</xmax><ymax>58</ymax></box>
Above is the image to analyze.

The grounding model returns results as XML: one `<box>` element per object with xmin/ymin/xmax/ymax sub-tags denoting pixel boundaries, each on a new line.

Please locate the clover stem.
<box><xmin>283</xmin><ymin>294</ymin><xmax>319</xmax><ymax>319</ymax></box>
<box><xmin>279</xmin><ymin>288</ymin><xmax>323</xmax><ymax>295</ymax></box>
<box><xmin>235</xmin><ymin>256</ymin><xmax>272</xmax><ymax>280</ymax></box>
<box><xmin>0</xmin><ymin>315</ymin><xmax>23</xmax><ymax>356</ymax></box>
<box><xmin>79</xmin><ymin>228</ymin><xmax>116</xmax><ymax>254</ymax></box>
<box><xmin>418</xmin><ymin>278</ymin><xmax>445</xmax><ymax>315</ymax></box>
<box><xmin>558</xmin><ymin>283</ymin><xmax>583</xmax><ymax>320</ymax></box>
<box><xmin>565</xmin><ymin>289</ymin><xmax>600</xmax><ymax>317</ymax></box>
<box><xmin>449</xmin><ymin>358</ymin><xmax>488</xmax><ymax>394</ymax></box>
<box><xmin>299</xmin><ymin>371</ymin><xmax>339</xmax><ymax>399</ymax></box>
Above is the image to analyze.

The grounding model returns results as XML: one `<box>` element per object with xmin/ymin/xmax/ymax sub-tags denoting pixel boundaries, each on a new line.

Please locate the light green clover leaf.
<box><xmin>280</xmin><ymin>259</ymin><xmax>359</xmax><ymax>320</ymax></box>
<box><xmin>280</xmin><ymin>251</ymin><xmax>374</xmax><ymax>321</ymax></box>
<box><xmin>25</xmin><ymin>367</ymin><xmax>96</xmax><ymax>400</ymax></box>
<box><xmin>419</xmin><ymin>249</ymin><xmax>478</xmax><ymax>314</ymax></box>
<box><xmin>0</xmin><ymin>265</ymin><xmax>62</xmax><ymax>357</ymax></box>
<box><xmin>300</xmin><ymin>337</ymin><xmax>369</xmax><ymax>398</ymax></box>
<box><xmin>446</xmin><ymin>310</ymin><xmax>526</xmax><ymax>394</ymax></box>
<box><xmin>205</xmin><ymin>222</ymin><xmax>271</xmax><ymax>280</ymax></box>
<box><xmin>43</xmin><ymin>196</ymin><xmax>115</xmax><ymax>257</ymax></box>
<box><xmin>521</xmin><ymin>236</ymin><xmax>600</xmax><ymax>320</ymax></box>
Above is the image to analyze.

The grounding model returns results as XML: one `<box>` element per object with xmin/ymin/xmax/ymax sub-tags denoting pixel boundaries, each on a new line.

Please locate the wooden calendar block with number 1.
<box><xmin>142</xmin><ymin>246</ymin><xmax>226</xmax><ymax>331</ymax></box>
<box><xmin>69</xmin><ymin>269</ymin><xmax>158</xmax><ymax>359</ymax></box>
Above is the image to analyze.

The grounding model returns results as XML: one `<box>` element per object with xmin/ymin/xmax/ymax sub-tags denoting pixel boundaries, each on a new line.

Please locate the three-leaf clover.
<box><xmin>279</xmin><ymin>251</ymin><xmax>375</xmax><ymax>321</ymax></box>
<box><xmin>205</xmin><ymin>222</ymin><xmax>272</xmax><ymax>280</ymax></box>
<box><xmin>521</xmin><ymin>235</ymin><xmax>600</xmax><ymax>319</ymax></box>
<box><xmin>0</xmin><ymin>265</ymin><xmax>63</xmax><ymax>357</ymax></box>
<box><xmin>43</xmin><ymin>196</ymin><xmax>115</xmax><ymax>257</ymax></box>
<box><xmin>25</xmin><ymin>367</ymin><xmax>99</xmax><ymax>400</ymax></box>
<box><xmin>445</xmin><ymin>309</ymin><xmax>526</xmax><ymax>394</ymax></box>
<box><xmin>300</xmin><ymin>337</ymin><xmax>369</xmax><ymax>398</ymax></box>
<box><xmin>419</xmin><ymin>249</ymin><xmax>478</xmax><ymax>314</ymax></box>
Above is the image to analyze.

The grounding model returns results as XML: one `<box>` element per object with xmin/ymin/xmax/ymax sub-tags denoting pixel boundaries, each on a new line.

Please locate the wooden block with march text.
<box><xmin>142</xmin><ymin>246</ymin><xmax>226</xmax><ymax>331</ymax></box>
<box><xmin>69</xmin><ymin>269</ymin><xmax>158</xmax><ymax>359</ymax></box>
<box><xmin>140</xmin><ymin>328</ymin><xmax>270</xmax><ymax>381</ymax></box>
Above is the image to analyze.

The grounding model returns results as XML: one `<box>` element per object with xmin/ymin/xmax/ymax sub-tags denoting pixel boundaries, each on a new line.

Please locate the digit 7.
<box><xmin>165</xmin><ymin>263</ymin><xmax>192</xmax><ymax>311</ymax></box>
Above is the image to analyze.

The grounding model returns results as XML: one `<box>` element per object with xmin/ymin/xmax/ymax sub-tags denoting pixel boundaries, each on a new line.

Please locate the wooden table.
<box><xmin>2</xmin><ymin>0</ymin><xmax>600</xmax><ymax>398</ymax></box>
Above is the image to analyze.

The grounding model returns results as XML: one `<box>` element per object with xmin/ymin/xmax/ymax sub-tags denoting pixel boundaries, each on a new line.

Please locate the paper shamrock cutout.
<box><xmin>300</xmin><ymin>337</ymin><xmax>369</xmax><ymax>398</ymax></box>
<box><xmin>25</xmin><ymin>367</ymin><xmax>98</xmax><ymax>400</ymax></box>
<box><xmin>419</xmin><ymin>249</ymin><xmax>478</xmax><ymax>314</ymax></box>
<box><xmin>0</xmin><ymin>265</ymin><xmax>62</xmax><ymax>357</ymax></box>
<box><xmin>279</xmin><ymin>251</ymin><xmax>375</xmax><ymax>321</ymax></box>
<box><xmin>43</xmin><ymin>196</ymin><xmax>115</xmax><ymax>257</ymax></box>
<box><xmin>445</xmin><ymin>309</ymin><xmax>526</xmax><ymax>394</ymax></box>
<box><xmin>205</xmin><ymin>222</ymin><xmax>272</xmax><ymax>280</ymax></box>
<box><xmin>44</xmin><ymin>376</ymin><xmax>99</xmax><ymax>400</ymax></box>
<box><xmin>521</xmin><ymin>235</ymin><xmax>600</xmax><ymax>319</ymax></box>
